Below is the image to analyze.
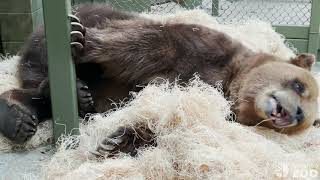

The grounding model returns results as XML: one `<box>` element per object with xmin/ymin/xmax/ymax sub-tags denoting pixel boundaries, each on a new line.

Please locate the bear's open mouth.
<box><xmin>269</xmin><ymin>96</ymin><xmax>296</xmax><ymax>128</ymax></box>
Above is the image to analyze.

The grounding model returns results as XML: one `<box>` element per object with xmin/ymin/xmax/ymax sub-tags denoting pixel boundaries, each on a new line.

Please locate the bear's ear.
<box><xmin>289</xmin><ymin>53</ymin><xmax>315</xmax><ymax>71</ymax></box>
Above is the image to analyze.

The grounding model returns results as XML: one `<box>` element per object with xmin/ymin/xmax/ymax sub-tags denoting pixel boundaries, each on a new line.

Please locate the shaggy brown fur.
<box><xmin>0</xmin><ymin>4</ymin><xmax>318</xmax><ymax>156</ymax></box>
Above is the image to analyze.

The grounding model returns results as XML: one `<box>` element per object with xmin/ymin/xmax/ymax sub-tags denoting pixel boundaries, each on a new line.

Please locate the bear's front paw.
<box><xmin>93</xmin><ymin>125</ymin><xmax>156</xmax><ymax>157</ymax></box>
<box><xmin>0</xmin><ymin>99</ymin><xmax>38</xmax><ymax>144</ymax></box>
<box><xmin>76</xmin><ymin>79</ymin><xmax>95</xmax><ymax>118</ymax></box>
<box><xmin>68</xmin><ymin>14</ymin><xmax>86</xmax><ymax>57</ymax></box>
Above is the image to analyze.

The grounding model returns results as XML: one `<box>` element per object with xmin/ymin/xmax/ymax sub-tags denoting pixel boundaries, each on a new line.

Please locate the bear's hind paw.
<box><xmin>93</xmin><ymin>125</ymin><xmax>156</xmax><ymax>158</ymax></box>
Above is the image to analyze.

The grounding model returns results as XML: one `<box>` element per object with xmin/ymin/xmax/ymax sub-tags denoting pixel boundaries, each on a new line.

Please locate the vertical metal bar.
<box><xmin>42</xmin><ymin>0</ymin><xmax>79</xmax><ymax>143</ymax></box>
<box><xmin>0</xmin><ymin>26</ymin><xmax>3</xmax><ymax>54</ymax></box>
<box><xmin>212</xmin><ymin>0</ymin><xmax>219</xmax><ymax>16</ymax></box>
<box><xmin>308</xmin><ymin>0</ymin><xmax>320</xmax><ymax>60</ymax></box>
<box><xmin>93</xmin><ymin>0</ymin><xmax>107</xmax><ymax>3</ymax></box>
<box><xmin>74</xmin><ymin>0</ymin><xmax>94</xmax><ymax>4</ymax></box>
<box><xmin>178</xmin><ymin>0</ymin><xmax>203</xmax><ymax>9</ymax></box>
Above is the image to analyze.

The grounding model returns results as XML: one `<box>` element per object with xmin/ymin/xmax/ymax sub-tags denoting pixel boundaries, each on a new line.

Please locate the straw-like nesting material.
<box><xmin>45</xmin><ymin>76</ymin><xmax>320</xmax><ymax>179</ymax></box>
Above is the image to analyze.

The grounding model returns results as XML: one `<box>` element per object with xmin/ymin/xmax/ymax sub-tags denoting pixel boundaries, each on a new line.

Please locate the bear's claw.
<box><xmin>69</xmin><ymin>14</ymin><xmax>86</xmax><ymax>56</ymax></box>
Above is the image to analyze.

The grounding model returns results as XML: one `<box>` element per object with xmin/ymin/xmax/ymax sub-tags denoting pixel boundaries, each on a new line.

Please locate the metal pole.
<box><xmin>212</xmin><ymin>0</ymin><xmax>219</xmax><ymax>16</ymax></box>
<box><xmin>42</xmin><ymin>0</ymin><xmax>79</xmax><ymax>143</ymax></box>
<box><xmin>308</xmin><ymin>0</ymin><xmax>320</xmax><ymax>61</ymax></box>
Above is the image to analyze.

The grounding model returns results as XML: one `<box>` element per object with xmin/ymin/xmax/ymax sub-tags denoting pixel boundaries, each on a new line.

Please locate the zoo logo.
<box><xmin>275</xmin><ymin>164</ymin><xmax>319</xmax><ymax>178</ymax></box>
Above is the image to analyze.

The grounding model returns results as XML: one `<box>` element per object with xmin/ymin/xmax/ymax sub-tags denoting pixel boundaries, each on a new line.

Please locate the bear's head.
<box><xmin>237</xmin><ymin>53</ymin><xmax>318</xmax><ymax>134</ymax></box>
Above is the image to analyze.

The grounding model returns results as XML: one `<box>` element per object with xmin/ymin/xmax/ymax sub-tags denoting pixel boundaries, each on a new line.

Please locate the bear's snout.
<box><xmin>266</xmin><ymin>94</ymin><xmax>301</xmax><ymax>128</ymax></box>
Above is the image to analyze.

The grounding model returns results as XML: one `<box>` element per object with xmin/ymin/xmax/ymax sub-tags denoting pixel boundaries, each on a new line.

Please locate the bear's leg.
<box><xmin>0</xmin><ymin>89</ymin><xmax>50</xmax><ymax>143</ymax></box>
<box><xmin>0</xmin><ymin>78</ymin><xmax>97</xmax><ymax>143</ymax></box>
<box><xmin>94</xmin><ymin>124</ymin><xmax>156</xmax><ymax>157</ymax></box>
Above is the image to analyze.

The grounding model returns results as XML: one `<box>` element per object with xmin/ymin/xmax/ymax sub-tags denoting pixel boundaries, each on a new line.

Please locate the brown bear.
<box><xmin>0</xmin><ymin>4</ymin><xmax>318</xmax><ymax>157</ymax></box>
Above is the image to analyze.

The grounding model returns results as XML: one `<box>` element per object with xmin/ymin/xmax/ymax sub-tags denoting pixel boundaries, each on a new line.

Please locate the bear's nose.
<box><xmin>295</xmin><ymin>106</ymin><xmax>304</xmax><ymax>122</ymax></box>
